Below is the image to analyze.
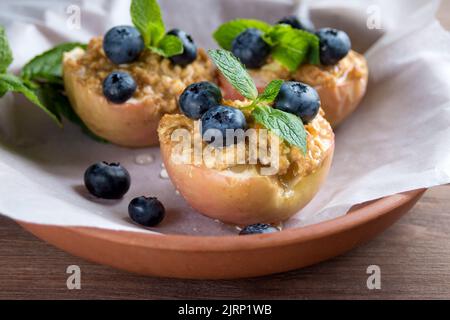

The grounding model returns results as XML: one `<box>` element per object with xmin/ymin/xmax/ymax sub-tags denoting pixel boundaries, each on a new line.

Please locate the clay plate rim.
<box><xmin>18</xmin><ymin>189</ymin><xmax>426</xmax><ymax>252</ymax></box>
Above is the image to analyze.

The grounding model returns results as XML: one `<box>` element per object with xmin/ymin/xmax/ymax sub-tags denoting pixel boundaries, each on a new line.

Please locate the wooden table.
<box><xmin>1</xmin><ymin>3</ymin><xmax>449</xmax><ymax>300</ymax></box>
<box><xmin>0</xmin><ymin>185</ymin><xmax>448</xmax><ymax>299</ymax></box>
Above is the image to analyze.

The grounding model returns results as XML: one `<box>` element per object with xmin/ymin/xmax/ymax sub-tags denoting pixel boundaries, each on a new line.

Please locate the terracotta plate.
<box><xmin>18</xmin><ymin>189</ymin><xmax>425</xmax><ymax>279</ymax></box>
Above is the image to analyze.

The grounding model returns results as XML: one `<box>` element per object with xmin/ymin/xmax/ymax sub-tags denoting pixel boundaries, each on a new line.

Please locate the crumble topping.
<box><xmin>247</xmin><ymin>50</ymin><xmax>366</xmax><ymax>88</ymax></box>
<box><xmin>158</xmin><ymin>100</ymin><xmax>333</xmax><ymax>180</ymax></box>
<box><xmin>63</xmin><ymin>37</ymin><xmax>215</xmax><ymax>114</ymax></box>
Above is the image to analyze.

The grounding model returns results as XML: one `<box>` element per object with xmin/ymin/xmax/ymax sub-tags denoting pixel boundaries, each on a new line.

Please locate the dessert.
<box><xmin>158</xmin><ymin>50</ymin><xmax>334</xmax><ymax>225</ymax></box>
<box><xmin>62</xmin><ymin>0</ymin><xmax>215</xmax><ymax>147</ymax></box>
<box><xmin>17</xmin><ymin>0</ymin><xmax>214</xmax><ymax>147</ymax></box>
<box><xmin>214</xmin><ymin>16</ymin><xmax>368</xmax><ymax>127</ymax></box>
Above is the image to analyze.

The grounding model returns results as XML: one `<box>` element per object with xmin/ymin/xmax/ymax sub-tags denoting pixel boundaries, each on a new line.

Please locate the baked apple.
<box><xmin>63</xmin><ymin>40</ymin><xmax>214</xmax><ymax>147</ymax></box>
<box><xmin>214</xmin><ymin>17</ymin><xmax>368</xmax><ymax>127</ymax></box>
<box><xmin>158</xmin><ymin>50</ymin><xmax>334</xmax><ymax>225</ymax></box>
<box><xmin>63</xmin><ymin>1</ymin><xmax>215</xmax><ymax>147</ymax></box>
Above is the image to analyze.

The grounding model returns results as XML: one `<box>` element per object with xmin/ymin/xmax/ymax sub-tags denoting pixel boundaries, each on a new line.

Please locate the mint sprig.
<box><xmin>0</xmin><ymin>26</ymin><xmax>13</xmax><ymax>73</ymax></box>
<box><xmin>265</xmin><ymin>25</ymin><xmax>319</xmax><ymax>71</ymax></box>
<box><xmin>208</xmin><ymin>49</ymin><xmax>307</xmax><ymax>153</ymax></box>
<box><xmin>213</xmin><ymin>19</ymin><xmax>320</xmax><ymax>71</ymax></box>
<box><xmin>130</xmin><ymin>0</ymin><xmax>183</xmax><ymax>58</ymax></box>
<box><xmin>253</xmin><ymin>105</ymin><xmax>307</xmax><ymax>153</ymax></box>
<box><xmin>131</xmin><ymin>0</ymin><xmax>164</xmax><ymax>47</ymax></box>
<box><xmin>150</xmin><ymin>34</ymin><xmax>183</xmax><ymax>58</ymax></box>
<box><xmin>0</xmin><ymin>29</ymin><xmax>106</xmax><ymax>142</ymax></box>
<box><xmin>256</xmin><ymin>79</ymin><xmax>283</xmax><ymax>103</ymax></box>
<box><xmin>0</xmin><ymin>26</ymin><xmax>61</xmax><ymax>126</ymax></box>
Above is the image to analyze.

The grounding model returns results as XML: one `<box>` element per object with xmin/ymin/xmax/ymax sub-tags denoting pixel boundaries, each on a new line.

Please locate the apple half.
<box><xmin>63</xmin><ymin>46</ymin><xmax>214</xmax><ymax>147</ymax></box>
<box><xmin>158</xmin><ymin>111</ymin><xmax>334</xmax><ymax>225</ymax></box>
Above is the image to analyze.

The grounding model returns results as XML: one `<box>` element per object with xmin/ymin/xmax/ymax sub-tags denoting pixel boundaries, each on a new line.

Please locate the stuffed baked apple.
<box><xmin>214</xmin><ymin>16</ymin><xmax>368</xmax><ymax>127</ymax></box>
<box><xmin>158</xmin><ymin>50</ymin><xmax>334</xmax><ymax>225</ymax></box>
<box><xmin>20</xmin><ymin>0</ymin><xmax>214</xmax><ymax>147</ymax></box>
<box><xmin>62</xmin><ymin>0</ymin><xmax>214</xmax><ymax>147</ymax></box>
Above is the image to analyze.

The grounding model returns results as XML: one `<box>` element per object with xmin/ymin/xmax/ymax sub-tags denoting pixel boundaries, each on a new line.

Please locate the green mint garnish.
<box><xmin>213</xmin><ymin>19</ymin><xmax>320</xmax><ymax>71</ymax></box>
<box><xmin>130</xmin><ymin>0</ymin><xmax>183</xmax><ymax>57</ymax></box>
<box><xmin>256</xmin><ymin>79</ymin><xmax>283</xmax><ymax>103</ymax></box>
<box><xmin>131</xmin><ymin>0</ymin><xmax>164</xmax><ymax>46</ymax></box>
<box><xmin>252</xmin><ymin>105</ymin><xmax>307</xmax><ymax>154</ymax></box>
<box><xmin>266</xmin><ymin>24</ymin><xmax>319</xmax><ymax>71</ymax></box>
<box><xmin>208</xmin><ymin>49</ymin><xmax>307</xmax><ymax>153</ymax></box>
<box><xmin>0</xmin><ymin>27</ymin><xmax>63</xmax><ymax>127</ymax></box>
<box><xmin>0</xmin><ymin>28</ymin><xmax>106</xmax><ymax>142</ymax></box>
<box><xmin>0</xmin><ymin>26</ymin><xmax>13</xmax><ymax>73</ymax></box>
<box><xmin>208</xmin><ymin>49</ymin><xmax>258</xmax><ymax>100</ymax></box>
<box><xmin>21</xmin><ymin>42</ymin><xmax>86</xmax><ymax>84</ymax></box>
<box><xmin>213</xmin><ymin>19</ymin><xmax>272</xmax><ymax>50</ymax></box>
<box><xmin>150</xmin><ymin>34</ymin><xmax>183</xmax><ymax>58</ymax></box>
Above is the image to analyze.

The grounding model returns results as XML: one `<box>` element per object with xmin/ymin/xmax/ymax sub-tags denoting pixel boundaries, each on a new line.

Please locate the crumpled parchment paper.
<box><xmin>0</xmin><ymin>0</ymin><xmax>449</xmax><ymax>235</ymax></box>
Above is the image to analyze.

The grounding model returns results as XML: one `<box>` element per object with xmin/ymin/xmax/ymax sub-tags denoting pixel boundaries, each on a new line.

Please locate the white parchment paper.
<box><xmin>0</xmin><ymin>0</ymin><xmax>449</xmax><ymax>235</ymax></box>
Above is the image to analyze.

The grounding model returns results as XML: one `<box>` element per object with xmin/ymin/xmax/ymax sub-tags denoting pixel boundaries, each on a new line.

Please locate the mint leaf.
<box><xmin>21</xmin><ymin>42</ymin><xmax>86</xmax><ymax>84</ymax></box>
<box><xmin>0</xmin><ymin>26</ymin><xmax>13</xmax><ymax>73</ymax></box>
<box><xmin>208</xmin><ymin>49</ymin><xmax>258</xmax><ymax>100</ymax></box>
<box><xmin>264</xmin><ymin>24</ymin><xmax>320</xmax><ymax>71</ymax></box>
<box><xmin>261</xmin><ymin>24</ymin><xmax>287</xmax><ymax>46</ymax></box>
<box><xmin>252</xmin><ymin>105</ymin><xmax>307</xmax><ymax>153</ymax></box>
<box><xmin>306</xmin><ymin>33</ymin><xmax>320</xmax><ymax>65</ymax></box>
<box><xmin>214</xmin><ymin>20</ymin><xmax>320</xmax><ymax>71</ymax></box>
<box><xmin>257</xmin><ymin>79</ymin><xmax>283</xmax><ymax>103</ymax></box>
<box><xmin>270</xmin><ymin>28</ymin><xmax>314</xmax><ymax>71</ymax></box>
<box><xmin>131</xmin><ymin>0</ymin><xmax>165</xmax><ymax>47</ymax></box>
<box><xmin>0</xmin><ymin>73</ymin><xmax>61</xmax><ymax>125</ymax></box>
<box><xmin>151</xmin><ymin>34</ymin><xmax>183</xmax><ymax>58</ymax></box>
<box><xmin>213</xmin><ymin>19</ymin><xmax>272</xmax><ymax>50</ymax></box>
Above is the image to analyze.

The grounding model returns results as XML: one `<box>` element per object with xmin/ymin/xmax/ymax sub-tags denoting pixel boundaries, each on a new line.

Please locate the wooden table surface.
<box><xmin>1</xmin><ymin>3</ymin><xmax>449</xmax><ymax>300</ymax></box>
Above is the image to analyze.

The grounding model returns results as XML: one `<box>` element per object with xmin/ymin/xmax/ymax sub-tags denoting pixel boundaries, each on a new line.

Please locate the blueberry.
<box><xmin>274</xmin><ymin>81</ymin><xmax>320</xmax><ymax>124</ymax></box>
<box><xmin>103</xmin><ymin>71</ymin><xmax>137</xmax><ymax>104</ymax></box>
<box><xmin>201</xmin><ymin>105</ymin><xmax>247</xmax><ymax>147</ymax></box>
<box><xmin>179</xmin><ymin>82</ymin><xmax>222</xmax><ymax>119</ymax></box>
<box><xmin>231</xmin><ymin>28</ymin><xmax>271</xmax><ymax>69</ymax></box>
<box><xmin>239</xmin><ymin>224</ymin><xmax>279</xmax><ymax>235</ymax></box>
<box><xmin>277</xmin><ymin>15</ymin><xmax>315</xmax><ymax>32</ymax></box>
<box><xmin>316</xmin><ymin>28</ymin><xmax>351</xmax><ymax>65</ymax></box>
<box><xmin>128</xmin><ymin>196</ymin><xmax>165</xmax><ymax>227</ymax></box>
<box><xmin>103</xmin><ymin>26</ymin><xmax>144</xmax><ymax>64</ymax></box>
<box><xmin>84</xmin><ymin>162</ymin><xmax>130</xmax><ymax>199</ymax></box>
<box><xmin>167</xmin><ymin>29</ymin><xmax>197</xmax><ymax>67</ymax></box>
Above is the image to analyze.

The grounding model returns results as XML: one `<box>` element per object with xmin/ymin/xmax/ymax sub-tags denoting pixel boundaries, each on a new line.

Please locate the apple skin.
<box><xmin>218</xmin><ymin>51</ymin><xmax>369</xmax><ymax>128</ymax></box>
<box><xmin>64</xmin><ymin>64</ymin><xmax>162</xmax><ymax>147</ymax></box>
<box><xmin>158</xmin><ymin>116</ymin><xmax>335</xmax><ymax>225</ymax></box>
